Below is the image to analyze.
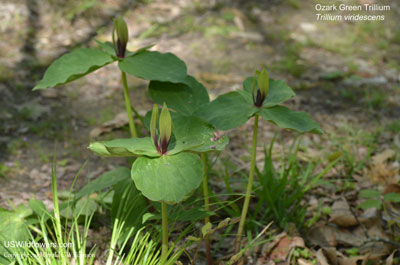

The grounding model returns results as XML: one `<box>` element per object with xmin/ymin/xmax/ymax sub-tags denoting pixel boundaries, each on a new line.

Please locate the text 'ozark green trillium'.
<box><xmin>194</xmin><ymin>70</ymin><xmax>323</xmax><ymax>134</ymax></box>
<box><xmin>89</xmin><ymin>104</ymin><xmax>228</xmax><ymax>204</ymax></box>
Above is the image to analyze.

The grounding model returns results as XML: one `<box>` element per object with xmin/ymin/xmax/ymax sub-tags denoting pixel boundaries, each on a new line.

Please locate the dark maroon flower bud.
<box><xmin>112</xmin><ymin>16</ymin><xmax>129</xmax><ymax>58</ymax></box>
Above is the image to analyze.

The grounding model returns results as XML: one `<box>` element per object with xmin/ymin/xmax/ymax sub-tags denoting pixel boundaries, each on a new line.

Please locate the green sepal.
<box><xmin>159</xmin><ymin>103</ymin><xmax>172</xmax><ymax>145</ymax></box>
<box><xmin>113</xmin><ymin>16</ymin><xmax>128</xmax><ymax>47</ymax></box>
<box><xmin>150</xmin><ymin>104</ymin><xmax>159</xmax><ymax>144</ymax></box>
<box><xmin>257</xmin><ymin>69</ymin><xmax>269</xmax><ymax>97</ymax></box>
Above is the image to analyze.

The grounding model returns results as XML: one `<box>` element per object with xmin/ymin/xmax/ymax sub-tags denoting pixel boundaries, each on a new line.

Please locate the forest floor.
<box><xmin>1</xmin><ymin>0</ymin><xmax>400</xmax><ymax>264</ymax></box>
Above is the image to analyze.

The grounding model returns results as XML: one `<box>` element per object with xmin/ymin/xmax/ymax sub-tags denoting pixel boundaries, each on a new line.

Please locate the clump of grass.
<box><xmin>251</xmin><ymin>136</ymin><xmax>339</xmax><ymax>230</ymax></box>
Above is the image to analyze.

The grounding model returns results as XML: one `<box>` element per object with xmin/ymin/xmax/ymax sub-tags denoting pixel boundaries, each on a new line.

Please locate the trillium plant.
<box><xmin>32</xmin><ymin>13</ymin><xmax>323</xmax><ymax>264</ymax></box>
<box><xmin>89</xmin><ymin>103</ymin><xmax>228</xmax><ymax>262</ymax></box>
<box><xmin>33</xmin><ymin>17</ymin><xmax>190</xmax><ymax>138</ymax></box>
<box><xmin>194</xmin><ymin>69</ymin><xmax>323</xmax><ymax>252</ymax></box>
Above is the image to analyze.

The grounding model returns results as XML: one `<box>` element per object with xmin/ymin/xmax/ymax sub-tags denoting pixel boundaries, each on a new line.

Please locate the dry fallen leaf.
<box><xmin>269</xmin><ymin>236</ymin><xmax>305</xmax><ymax>261</ymax></box>
<box><xmin>383</xmin><ymin>183</ymin><xmax>400</xmax><ymax>194</ymax></box>
<box><xmin>298</xmin><ymin>258</ymin><xmax>314</xmax><ymax>265</ymax></box>
<box><xmin>89</xmin><ymin>112</ymin><xmax>129</xmax><ymax>138</ymax></box>
<box><xmin>261</xmin><ymin>232</ymin><xmax>287</xmax><ymax>257</ymax></box>
<box><xmin>356</xmin><ymin>224</ymin><xmax>393</xmax><ymax>258</ymax></box>
<box><xmin>320</xmin><ymin>249</ymin><xmax>367</xmax><ymax>265</ymax></box>
<box><xmin>315</xmin><ymin>249</ymin><xmax>330</xmax><ymax>265</ymax></box>
<box><xmin>256</xmin><ymin>260</ymin><xmax>275</xmax><ymax>265</ymax></box>
<box><xmin>372</xmin><ymin>149</ymin><xmax>395</xmax><ymax>165</ymax></box>
<box><xmin>386</xmin><ymin>250</ymin><xmax>398</xmax><ymax>265</ymax></box>
<box><xmin>369</xmin><ymin>149</ymin><xmax>396</xmax><ymax>184</ymax></box>
<box><xmin>330</xmin><ymin>200</ymin><xmax>358</xmax><ymax>227</ymax></box>
<box><xmin>307</xmin><ymin>224</ymin><xmax>367</xmax><ymax>247</ymax></box>
<box><xmin>322</xmin><ymin>247</ymin><xmax>339</xmax><ymax>265</ymax></box>
<box><xmin>307</xmin><ymin>224</ymin><xmax>337</xmax><ymax>247</ymax></box>
<box><xmin>338</xmin><ymin>255</ymin><xmax>365</xmax><ymax>265</ymax></box>
<box><xmin>359</xmin><ymin>207</ymin><xmax>380</xmax><ymax>227</ymax></box>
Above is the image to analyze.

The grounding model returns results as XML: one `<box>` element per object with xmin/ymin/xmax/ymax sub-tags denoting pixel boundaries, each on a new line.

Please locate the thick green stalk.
<box><xmin>201</xmin><ymin>153</ymin><xmax>212</xmax><ymax>265</ymax></box>
<box><xmin>235</xmin><ymin>114</ymin><xmax>259</xmax><ymax>253</ymax></box>
<box><xmin>161</xmin><ymin>201</ymin><xmax>169</xmax><ymax>263</ymax></box>
<box><xmin>121</xmin><ymin>71</ymin><xmax>137</xmax><ymax>138</ymax></box>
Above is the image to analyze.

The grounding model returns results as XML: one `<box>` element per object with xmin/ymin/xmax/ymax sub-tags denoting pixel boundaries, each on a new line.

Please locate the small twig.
<box><xmin>343</xmin><ymin>195</ymin><xmax>369</xmax><ymax>238</ymax></box>
<box><xmin>366</xmin><ymin>237</ymin><xmax>400</xmax><ymax>249</ymax></box>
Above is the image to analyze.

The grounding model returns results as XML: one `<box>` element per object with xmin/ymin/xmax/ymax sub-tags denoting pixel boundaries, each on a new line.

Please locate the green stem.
<box><xmin>161</xmin><ymin>201</ymin><xmax>169</xmax><ymax>263</ymax></box>
<box><xmin>202</xmin><ymin>154</ymin><xmax>210</xmax><ymax>221</ymax></box>
<box><xmin>121</xmin><ymin>71</ymin><xmax>137</xmax><ymax>138</ymax></box>
<box><xmin>201</xmin><ymin>153</ymin><xmax>212</xmax><ymax>265</ymax></box>
<box><xmin>235</xmin><ymin>114</ymin><xmax>259</xmax><ymax>253</ymax></box>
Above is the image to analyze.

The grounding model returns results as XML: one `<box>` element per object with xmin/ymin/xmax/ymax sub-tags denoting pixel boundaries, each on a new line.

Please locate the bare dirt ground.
<box><xmin>1</xmin><ymin>0</ymin><xmax>400</xmax><ymax>264</ymax></box>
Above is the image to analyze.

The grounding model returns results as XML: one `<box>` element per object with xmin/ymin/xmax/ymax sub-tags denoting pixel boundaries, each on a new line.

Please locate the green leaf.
<box><xmin>76</xmin><ymin>167</ymin><xmax>131</xmax><ymax>199</ymax></box>
<box><xmin>187</xmin><ymin>236</ymin><xmax>201</xmax><ymax>242</ymax></box>
<box><xmin>28</xmin><ymin>199</ymin><xmax>50</xmax><ymax>220</ymax></box>
<box><xmin>33</xmin><ymin>48</ymin><xmax>115</xmax><ymax>90</ymax></box>
<box><xmin>149</xmin><ymin>75</ymin><xmax>209</xmax><ymax>115</ymax></box>
<box><xmin>259</xmin><ymin>106</ymin><xmax>323</xmax><ymax>134</ymax></box>
<box><xmin>359</xmin><ymin>189</ymin><xmax>381</xmax><ymax>199</ymax></box>
<box><xmin>172</xmin><ymin>114</ymin><xmax>228</xmax><ymax>153</ymax></box>
<box><xmin>119</xmin><ymin>51</ymin><xmax>187</xmax><ymax>83</ymax></box>
<box><xmin>201</xmin><ymin>222</ymin><xmax>212</xmax><ymax>237</ymax></box>
<box><xmin>95</xmin><ymin>40</ymin><xmax>117</xmax><ymax>57</ymax></box>
<box><xmin>0</xmin><ymin>205</ymin><xmax>32</xmax><ymax>258</ymax></box>
<box><xmin>383</xmin><ymin>193</ymin><xmax>400</xmax><ymax>203</ymax></box>
<box><xmin>194</xmin><ymin>91</ymin><xmax>256</xmax><ymax>130</ymax></box>
<box><xmin>358</xmin><ymin>199</ymin><xmax>382</xmax><ymax>210</ymax></box>
<box><xmin>73</xmin><ymin>197</ymin><xmax>98</xmax><ymax>217</ymax></box>
<box><xmin>242</xmin><ymin>77</ymin><xmax>296</xmax><ymax>107</ymax></box>
<box><xmin>131</xmin><ymin>153</ymin><xmax>203</xmax><ymax>203</ymax></box>
<box><xmin>142</xmin><ymin>213</ymin><xmax>156</xmax><ymax>223</ymax></box>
